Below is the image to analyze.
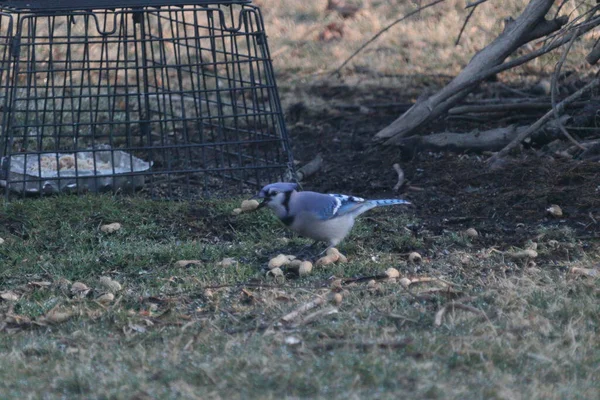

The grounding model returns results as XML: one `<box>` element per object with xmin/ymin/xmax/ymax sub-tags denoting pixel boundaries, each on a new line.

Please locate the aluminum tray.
<box><xmin>0</xmin><ymin>148</ymin><xmax>152</xmax><ymax>195</ymax></box>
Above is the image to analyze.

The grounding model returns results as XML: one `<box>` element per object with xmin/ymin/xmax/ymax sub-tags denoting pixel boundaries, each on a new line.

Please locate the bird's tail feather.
<box><xmin>349</xmin><ymin>198</ymin><xmax>410</xmax><ymax>217</ymax></box>
<box><xmin>368</xmin><ymin>199</ymin><xmax>411</xmax><ymax>207</ymax></box>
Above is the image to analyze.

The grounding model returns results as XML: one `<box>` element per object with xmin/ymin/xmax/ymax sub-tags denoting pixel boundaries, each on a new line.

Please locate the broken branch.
<box><xmin>296</xmin><ymin>154</ymin><xmax>323</xmax><ymax>181</ymax></box>
<box><xmin>551</xmin><ymin>28</ymin><xmax>586</xmax><ymax>150</ymax></box>
<box><xmin>586</xmin><ymin>37</ymin><xmax>600</xmax><ymax>65</ymax></box>
<box><xmin>376</xmin><ymin>0</ymin><xmax>568</xmax><ymax>143</ymax></box>
<box><xmin>489</xmin><ymin>78</ymin><xmax>600</xmax><ymax>163</ymax></box>
<box><xmin>392</xmin><ymin>163</ymin><xmax>405</xmax><ymax>191</ymax></box>
<box><xmin>398</xmin><ymin>115</ymin><xmax>570</xmax><ymax>153</ymax></box>
<box><xmin>448</xmin><ymin>101</ymin><xmax>587</xmax><ymax>115</ymax></box>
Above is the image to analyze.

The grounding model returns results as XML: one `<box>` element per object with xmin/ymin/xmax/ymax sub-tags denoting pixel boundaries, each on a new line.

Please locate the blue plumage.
<box><xmin>254</xmin><ymin>182</ymin><xmax>411</xmax><ymax>249</ymax></box>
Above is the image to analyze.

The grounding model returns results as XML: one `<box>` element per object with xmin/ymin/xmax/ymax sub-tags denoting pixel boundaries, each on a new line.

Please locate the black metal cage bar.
<box><xmin>0</xmin><ymin>0</ymin><xmax>293</xmax><ymax>199</ymax></box>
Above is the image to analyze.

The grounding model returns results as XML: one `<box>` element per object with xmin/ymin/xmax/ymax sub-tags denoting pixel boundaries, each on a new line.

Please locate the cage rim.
<box><xmin>0</xmin><ymin>0</ymin><xmax>252</xmax><ymax>12</ymax></box>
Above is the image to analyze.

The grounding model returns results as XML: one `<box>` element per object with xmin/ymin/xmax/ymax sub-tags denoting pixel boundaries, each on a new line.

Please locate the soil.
<box><xmin>284</xmin><ymin>82</ymin><xmax>600</xmax><ymax>248</ymax></box>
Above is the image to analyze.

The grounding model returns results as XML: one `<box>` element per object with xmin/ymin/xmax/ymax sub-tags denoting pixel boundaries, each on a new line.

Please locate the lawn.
<box><xmin>0</xmin><ymin>195</ymin><xmax>598</xmax><ymax>399</ymax></box>
<box><xmin>1</xmin><ymin>0</ymin><xmax>600</xmax><ymax>398</ymax></box>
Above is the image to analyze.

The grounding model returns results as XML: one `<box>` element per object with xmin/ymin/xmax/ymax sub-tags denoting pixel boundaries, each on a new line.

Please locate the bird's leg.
<box><xmin>297</xmin><ymin>240</ymin><xmax>324</xmax><ymax>259</ymax></box>
<box><xmin>319</xmin><ymin>242</ymin><xmax>347</xmax><ymax>260</ymax></box>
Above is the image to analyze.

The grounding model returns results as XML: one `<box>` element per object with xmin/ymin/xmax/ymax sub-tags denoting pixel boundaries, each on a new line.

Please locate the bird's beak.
<box><xmin>251</xmin><ymin>194</ymin><xmax>267</xmax><ymax>209</ymax></box>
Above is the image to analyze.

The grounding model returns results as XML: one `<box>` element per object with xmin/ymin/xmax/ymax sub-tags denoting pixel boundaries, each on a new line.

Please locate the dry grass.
<box><xmin>260</xmin><ymin>0</ymin><xmax>599</xmax><ymax>87</ymax></box>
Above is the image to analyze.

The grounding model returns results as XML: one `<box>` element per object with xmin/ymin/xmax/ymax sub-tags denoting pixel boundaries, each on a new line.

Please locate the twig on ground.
<box><xmin>295</xmin><ymin>306</ymin><xmax>338</xmax><ymax>326</ymax></box>
<box><xmin>551</xmin><ymin>28</ymin><xmax>586</xmax><ymax>150</ymax></box>
<box><xmin>434</xmin><ymin>301</ymin><xmax>487</xmax><ymax>327</ymax></box>
<box><xmin>331</xmin><ymin>0</ymin><xmax>447</xmax><ymax>76</ymax></box>
<box><xmin>402</xmin><ymin>277</ymin><xmax>449</xmax><ymax>287</ymax></box>
<box><xmin>281</xmin><ymin>295</ymin><xmax>325</xmax><ymax>324</ymax></box>
<box><xmin>342</xmin><ymin>274</ymin><xmax>388</xmax><ymax>284</ymax></box>
<box><xmin>312</xmin><ymin>338</ymin><xmax>413</xmax><ymax>351</ymax></box>
<box><xmin>489</xmin><ymin>78</ymin><xmax>600</xmax><ymax>164</ymax></box>
<box><xmin>568</xmin><ymin>267</ymin><xmax>599</xmax><ymax>278</ymax></box>
<box><xmin>392</xmin><ymin>163</ymin><xmax>405</xmax><ymax>191</ymax></box>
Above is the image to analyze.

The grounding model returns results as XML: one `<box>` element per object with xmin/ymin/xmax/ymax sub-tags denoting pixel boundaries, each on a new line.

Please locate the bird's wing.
<box><xmin>327</xmin><ymin>194</ymin><xmax>370</xmax><ymax>218</ymax></box>
<box><xmin>292</xmin><ymin>191</ymin><xmax>364</xmax><ymax>220</ymax></box>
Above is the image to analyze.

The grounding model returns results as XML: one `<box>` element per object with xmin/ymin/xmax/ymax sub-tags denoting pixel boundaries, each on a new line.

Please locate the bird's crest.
<box><xmin>257</xmin><ymin>182</ymin><xmax>299</xmax><ymax>198</ymax></box>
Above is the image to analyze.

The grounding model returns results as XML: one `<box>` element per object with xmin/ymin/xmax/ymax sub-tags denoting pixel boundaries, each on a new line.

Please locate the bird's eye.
<box><xmin>269</xmin><ymin>190</ymin><xmax>279</xmax><ymax>196</ymax></box>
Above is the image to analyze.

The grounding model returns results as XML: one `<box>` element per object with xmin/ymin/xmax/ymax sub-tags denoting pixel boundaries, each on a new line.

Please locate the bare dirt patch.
<box><xmin>284</xmin><ymin>81</ymin><xmax>600</xmax><ymax>250</ymax></box>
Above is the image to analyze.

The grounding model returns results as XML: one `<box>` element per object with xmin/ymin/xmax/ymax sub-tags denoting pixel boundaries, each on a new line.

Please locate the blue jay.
<box><xmin>255</xmin><ymin>182</ymin><xmax>411</xmax><ymax>249</ymax></box>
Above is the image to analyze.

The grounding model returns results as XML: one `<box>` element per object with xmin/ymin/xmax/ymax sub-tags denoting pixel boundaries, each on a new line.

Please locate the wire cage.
<box><xmin>0</xmin><ymin>0</ymin><xmax>294</xmax><ymax>199</ymax></box>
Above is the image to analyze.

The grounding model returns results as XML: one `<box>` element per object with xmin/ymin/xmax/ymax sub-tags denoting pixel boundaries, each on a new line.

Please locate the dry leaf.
<box><xmin>507</xmin><ymin>249</ymin><xmax>538</xmax><ymax>259</ymax></box>
<box><xmin>284</xmin><ymin>336</ymin><xmax>302</xmax><ymax>346</ymax></box>
<box><xmin>385</xmin><ymin>268</ymin><xmax>400</xmax><ymax>279</ymax></box>
<box><xmin>99</xmin><ymin>276</ymin><xmax>122</xmax><ymax>292</ymax></box>
<box><xmin>546</xmin><ymin>204</ymin><xmax>563</xmax><ymax>217</ymax></box>
<box><xmin>100</xmin><ymin>222</ymin><xmax>121</xmax><ymax>233</ymax></box>
<box><xmin>217</xmin><ymin>258</ymin><xmax>238</xmax><ymax>267</ymax></box>
<box><xmin>97</xmin><ymin>293</ymin><xmax>115</xmax><ymax>304</ymax></box>
<box><xmin>174</xmin><ymin>260</ymin><xmax>202</xmax><ymax>268</ymax></box>
<box><xmin>71</xmin><ymin>282</ymin><xmax>90</xmax><ymax>298</ymax></box>
<box><xmin>128</xmin><ymin>322</ymin><xmax>147</xmax><ymax>333</ymax></box>
<box><xmin>45</xmin><ymin>309</ymin><xmax>74</xmax><ymax>324</ymax></box>
<box><xmin>408</xmin><ymin>252</ymin><xmax>422</xmax><ymax>263</ymax></box>
<box><xmin>330</xmin><ymin>279</ymin><xmax>343</xmax><ymax>291</ymax></box>
<box><xmin>569</xmin><ymin>267</ymin><xmax>599</xmax><ymax>278</ymax></box>
<box><xmin>318</xmin><ymin>22</ymin><xmax>344</xmax><ymax>41</ymax></box>
<box><xmin>0</xmin><ymin>291</ymin><xmax>19</xmax><ymax>302</ymax></box>
<box><xmin>465</xmin><ymin>228</ymin><xmax>478</xmax><ymax>238</ymax></box>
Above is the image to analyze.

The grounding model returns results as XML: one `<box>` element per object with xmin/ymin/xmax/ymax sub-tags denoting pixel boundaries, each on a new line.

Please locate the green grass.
<box><xmin>0</xmin><ymin>195</ymin><xmax>598</xmax><ymax>399</ymax></box>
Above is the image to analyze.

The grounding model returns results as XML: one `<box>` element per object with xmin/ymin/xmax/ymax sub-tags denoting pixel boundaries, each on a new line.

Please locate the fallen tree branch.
<box><xmin>375</xmin><ymin>0</ymin><xmax>567</xmax><ymax>143</ymax></box>
<box><xmin>449</xmin><ymin>101</ymin><xmax>588</xmax><ymax>115</ymax></box>
<box><xmin>375</xmin><ymin>4</ymin><xmax>600</xmax><ymax>144</ymax></box>
<box><xmin>398</xmin><ymin>115</ymin><xmax>570</xmax><ymax>153</ymax></box>
<box><xmin>489</xmin><ymin>78</ymin><xmax>600</xmax><ymax>163</ymax></box>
